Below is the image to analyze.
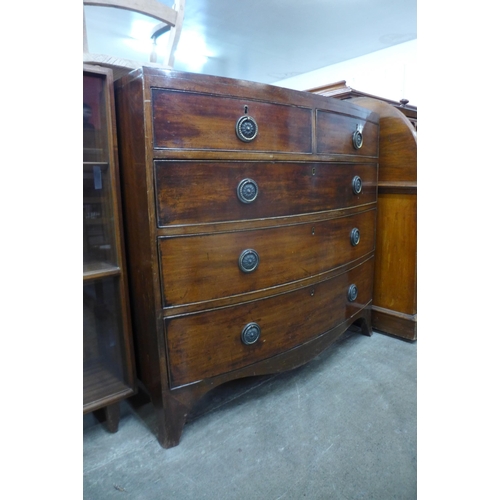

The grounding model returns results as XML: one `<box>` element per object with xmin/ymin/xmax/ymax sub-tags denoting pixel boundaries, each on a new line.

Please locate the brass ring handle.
<box><xmin>236</xmin><ymin>115</ymin><xmax>258</xmax><ymax>142</ymax></box>
<box><xmin>347</xmin><ymin>284</ymin><xmax>358</xmax><ymax>302</ymax></box>
<box><xmin>238</xmin><ymin>249</ymin><xmax>260</xmax><ymax>273</ymax></box>
<box><xmin>237</xmin><ymin>178</ymin><xmax>259</xmax><ymax>203</ymax></box>
<box><xmin>352</xmin><ymin>175</ymin><xmax>363</xmax><ymax>195</ymax></box>
<box><xmin>352</xmin><ymin>124</ymin><xmax>363</xmax><ymax>150</ymax></box>
<box><xmin>241</xmin><ymin>322</ymin><xmax>261</xmax><ymax>345</ymax></box>
<box><xmin>350</xmin><ymin>228</ymin><xmax>360</xmax><ymax>246</ymax></box>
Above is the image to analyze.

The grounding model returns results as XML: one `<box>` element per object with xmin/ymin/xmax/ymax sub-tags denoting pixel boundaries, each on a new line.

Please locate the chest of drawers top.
<box><xmin>115</xmin><ymin>67</ymin><xmax>379</xmax><ymax>160</ymax></box>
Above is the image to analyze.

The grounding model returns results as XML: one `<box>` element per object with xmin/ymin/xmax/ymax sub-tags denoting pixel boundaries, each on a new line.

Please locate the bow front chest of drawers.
<box><xmin>114</xmin><ymin>68</ymin><xmax>380</xmax><ymax>448</ymax></box>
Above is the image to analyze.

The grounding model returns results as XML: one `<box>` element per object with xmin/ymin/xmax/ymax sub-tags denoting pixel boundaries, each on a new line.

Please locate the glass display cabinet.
<box><xmin>83</xmin><ymin>64</ymin><xmax>135</xmax><ymax>431</ymax></box>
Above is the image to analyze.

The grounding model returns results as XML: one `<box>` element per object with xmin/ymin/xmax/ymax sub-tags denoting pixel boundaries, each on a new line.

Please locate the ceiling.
<box><xmin>84</xmin><ymin>0</ymin><xmax>417</xmax><ymax>85</ymax></box>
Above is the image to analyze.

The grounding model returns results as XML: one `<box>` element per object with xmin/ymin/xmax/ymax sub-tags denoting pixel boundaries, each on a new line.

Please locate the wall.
<box><xmin>273</xmin><ymin>40</ymin><xmax>417</xmax><ymax>106</ymax></box>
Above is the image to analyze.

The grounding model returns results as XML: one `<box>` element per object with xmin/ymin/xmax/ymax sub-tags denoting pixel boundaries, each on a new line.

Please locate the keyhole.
<box><xmin>312</xmin><ymin>226</ymin><xmax>315</xmax><ymax>235</ymax></box>
<box><xmin>310</xmin><ymin>288</ymin><xmax>315</xmax><ymax>297</ymax></box>
<box><xmin>312</xmin><ymin>167</ymin><xmax>316</xmax><ymax>176</ymax></box>
<box><xmin>244</xmin><ymin>105</ymin><xmax>248</xmax><ymax>114</ymax></box>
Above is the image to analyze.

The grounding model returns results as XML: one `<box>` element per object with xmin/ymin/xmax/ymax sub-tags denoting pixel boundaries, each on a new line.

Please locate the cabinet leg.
<box><xmin>104</xmin><ymin>402</ymin><xmax>120</xmax><ymax>433</ymax></box>
<box><xmin>352</xmin><ymin>309</ymin><xmax>373</xmax><ymax>337</ymax></box>
<box><xmin>359</xmin><ymin>317</ymin><xmax>373</xmax><ymax>337</ymax></box>
<box><xmin>151</xmin><ymin>386</ymin><xmax>207</xmax><ymax>449</ymax></box>
<box><xmin>156</xmin><ymin>398</ymin><xmax>191</xmax><ymax>449</ymax></box>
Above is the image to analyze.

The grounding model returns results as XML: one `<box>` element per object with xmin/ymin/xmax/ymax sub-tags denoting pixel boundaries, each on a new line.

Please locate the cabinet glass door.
<box><xmin>83</xmin><ymin>67</ymin><xmax>135</xmax><ymax>422</ymax></box>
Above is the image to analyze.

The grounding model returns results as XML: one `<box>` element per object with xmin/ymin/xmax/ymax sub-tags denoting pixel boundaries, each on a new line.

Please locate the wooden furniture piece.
<box><xmin>309</xmin><ymin>83</ymin><xmax>417</xmax><ymax>341</ymax></box>
<box><xmin>308</xmin><ymin>80</ymin><xmax>417</xmax><ymax>131</ymax></box>
<box><xmin>114</xmin><ymin>67</ymin><xmax>380</xmax><ymax>448</ymax></box>
<box><xmin>83</xmin><ymin>64</ymin><xmax>136</xmax><ymax>431</ymax></box>
<box><xmin>83</xmin><ymin>0</ymin><xmax>185</xmax><ymax>79</ymax></box>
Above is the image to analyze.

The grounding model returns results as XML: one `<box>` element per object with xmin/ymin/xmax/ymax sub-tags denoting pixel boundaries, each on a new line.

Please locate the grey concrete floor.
<box><xmin>83</xmin><ymin>329</ymin><xmax>417</xmax><ymax>499</ymax></box>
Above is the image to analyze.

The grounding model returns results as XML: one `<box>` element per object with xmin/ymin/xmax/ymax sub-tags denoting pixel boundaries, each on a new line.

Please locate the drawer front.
<box><xmin>165</xmin><ymin>257</ymin><xmax>374</xmax><ymax>388</ymax></box>
<box><xmin>152</xmin><ymin>89</ymin><xmax>312</xmax><ymax>153</ymax></box>
<box><xmin>155</xmin><ymin>161</ymin><xmax>377</xmax><ymax>226</ymax></box>
<box><xmin>159</xmin><ymin>209</ymin><xmax>376</xmax><ymax>307</ymax></box>
<box><xmin>316</xmin><ymin>110</ymin><xmax>378</xmax><ymax>157</ymax></box>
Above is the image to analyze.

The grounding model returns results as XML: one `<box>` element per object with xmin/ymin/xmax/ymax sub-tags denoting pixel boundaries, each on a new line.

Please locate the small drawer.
<box><xmin>152</xmin><ymin>89</ymin><xmax>312</xmax><ymax>153</ymax></box>
<box><xmin>158</xmin><ymin>209</ymin><xmax>376</xmax><ymax>307</ymax></box>
<box><xmin>155</xmin><ymin>161</ymin><xmax>377</xmax><ymax>226</ymax></box>
<box><xmin>316</xmin><ymin>110</ymin><xmax>378</xmax><ymax>156</ymax></box>
<box><xmin>165</xmin><ymin>257</ymin><xmax>374</xmax><ymax>387</ymax></box>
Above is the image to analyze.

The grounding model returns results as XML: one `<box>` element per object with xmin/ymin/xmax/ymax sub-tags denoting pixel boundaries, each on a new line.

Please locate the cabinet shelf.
<box><xmin>83</xmin><ymin>261</ymin><xmax>121</xmax><ymax>280</ymax></box>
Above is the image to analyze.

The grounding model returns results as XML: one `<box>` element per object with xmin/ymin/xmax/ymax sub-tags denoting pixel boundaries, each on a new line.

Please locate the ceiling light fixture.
<box><xmin>174</xmin><ymin>31</ymin><xmax>212</xmax><ymax>71</ymax></box>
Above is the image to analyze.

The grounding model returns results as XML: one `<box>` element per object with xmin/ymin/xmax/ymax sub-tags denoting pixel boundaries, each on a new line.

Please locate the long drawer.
<box><xmin>165</xmin><ymin>256</ymin><xmax>374</xmax><ymax>388</ymax></box>
<box><xmin>158</xmin><ymin>208</ymin><xmax>376</xmax><ymax>307</ymax></box>
<box><xmin>155</xmin><ymin>161</ymin><xmax>377</xmax><ymax>226</ymax></box>
<box><xmin>152</xmin><ymin>89</ymin><xmax>312</xmax><ymax>153</ymax></box>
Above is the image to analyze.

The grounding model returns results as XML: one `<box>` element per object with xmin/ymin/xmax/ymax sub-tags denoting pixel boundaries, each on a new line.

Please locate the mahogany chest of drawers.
<box><xmin>114</xmin><ymin>67</ymin><xmax>380</xmax><ymax>448</ymax></box>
